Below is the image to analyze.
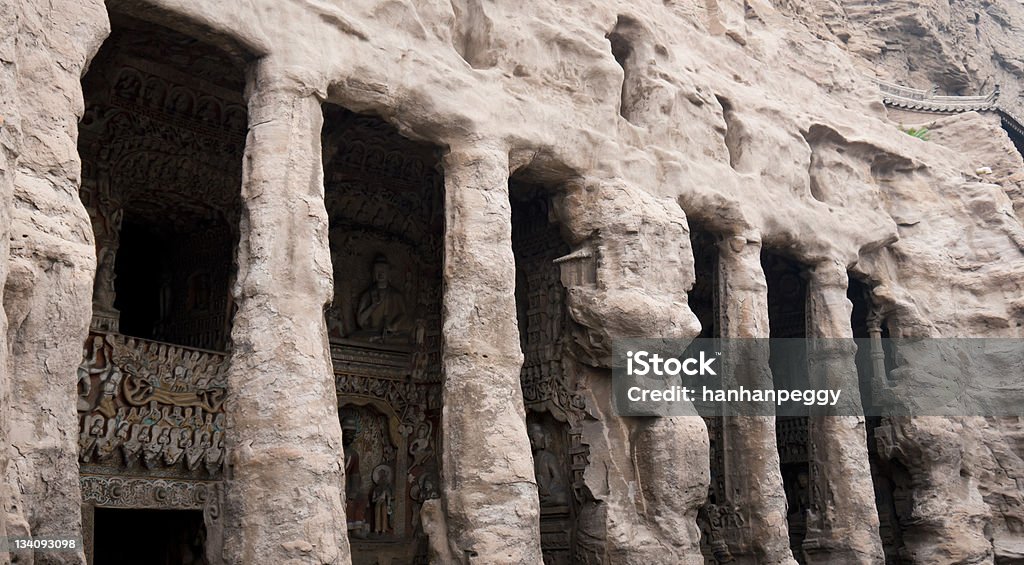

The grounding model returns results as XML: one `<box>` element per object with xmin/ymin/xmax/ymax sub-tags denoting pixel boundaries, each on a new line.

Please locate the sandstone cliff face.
<box><xmin>776</xmin><ymin>0</ymin><xmax>1024</xmax><ymax>117</ymax></box>
<box><xmin>0</xmin><ymin>0</ymin><xmax>1022</xmax><ymax>563</ymax></box>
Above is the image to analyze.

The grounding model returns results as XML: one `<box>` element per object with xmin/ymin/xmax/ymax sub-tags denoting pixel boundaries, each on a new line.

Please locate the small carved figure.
<box><xmin>341</xmin><ymin>414</ymin><xmax>367</xmax><ymax>533</ymax></box>
<box><xmin>371</xmin><ymin>465</ymin><xmax>394</xmax><ymax>535</ymax></box>
<box><xmin>95</xmin><ymin>422</ymin><xmax>119</xmax><ymax>462</ymax></box>
<box><xmin>204</xmin><ymin>432</ymin><xmax>224</xmax><ymax>476</ymax></box>
<box><xmin>93</xmin><ymin>246</ymin><xmax>119</xmax><ymax>311</ymax></box>
<box><xmin>409</xmin><ymin>421</ymin><xmax>433</xmax><ymax>470</ymax></box>
<box><xmin>77</xmin><ymin>336</ymin><xmax>108</xmax><ymax>412</ymax></box>
<box><xmin>528</xmin><ymin>422</ymin><xmax>569</xmax><ymax>507</ymax></box>
<box><xmin>410</xmin><ymin>472</ymin><xmax>440</xmax><ymax>532</ymax></box>
<box><xmin>144</xmin><ymin>427</ymin><xmax>170</xmax><ymax>469</ymax></box>
<box><xmin>187</xmin><ymin>429</ymin><xmax>211</xmax><ymax>471</ymax></box>
<box><xmin>79</xmin><ymin>417</ymin><xmax>106</xmax><ymax>463</ymax></box>
<box><xmin>784</xmin><ymin>468</ymin><xmax>813</xmax><ymax>541</ymax></box>
<box><xmin>95</xmin><ymin>365</ymin><xmax>123</xmax><ymax>418</ymax></box>
<box><xmin>122</xmin><ymin>424</ymin><xmax>149</xmax><ymax>465</ymax></box>
<box><xmin>163</xmin><ymin>428</ymin><xmax>190</xmax><ymax>466</ymax></box>
<box><xmin>114</xmin><ymin>70</ymin><xmax>141</xmax><ymax>100</ymax></box>
<box><xmin>698</xmin><ymin>499</ymin><xmax>735</xmax><ymax>563</ymax></box>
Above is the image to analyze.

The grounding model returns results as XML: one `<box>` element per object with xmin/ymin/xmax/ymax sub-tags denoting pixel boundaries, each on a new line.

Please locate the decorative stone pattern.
<box><xmin>79</xmin><ymin>476</ymin><xmax>217</xmax><ymax>510</ymax></box>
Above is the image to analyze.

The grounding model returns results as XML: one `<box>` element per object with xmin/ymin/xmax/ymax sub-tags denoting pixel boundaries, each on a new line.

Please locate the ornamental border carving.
<box><xmin>79</xmin><ymin>475</ymin><xmax>218</xmax><ymax>511</ymax></box>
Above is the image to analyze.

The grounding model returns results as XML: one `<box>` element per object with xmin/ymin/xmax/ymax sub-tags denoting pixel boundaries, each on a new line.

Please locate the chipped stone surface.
<box><xmin>3</xmin><ymin>3</ymin><xmax>108</xmax><ymax>564</ymax></box>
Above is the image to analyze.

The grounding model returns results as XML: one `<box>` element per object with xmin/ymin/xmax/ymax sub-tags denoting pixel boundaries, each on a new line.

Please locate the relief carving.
<box><xmin>353</xmin><ymin>255</ymin><xmax>411</xmax><ymax>344</ymax></box>
<box><xmin>80</xmin><ymin>475</ymin><xmax>218</xmax><ymax>510</ymax></box>
<box><xmin>529</xmin><ymin>422</ymin><xmax>569</xmax><ymax>508</ymax></box>
<box><xmin>322</xmin><ymin>109</ymin><xmax>446</xmax><ymax>563</ymax></box>
<box><xmin>340</xmin><ymin>405</ymin><xmax>399</xmax><ymax>540</ymax></box>
<box><xmin>76</xmin><ymin>332</ymin><xmax>227</xmax><ymax>479</ymax></box>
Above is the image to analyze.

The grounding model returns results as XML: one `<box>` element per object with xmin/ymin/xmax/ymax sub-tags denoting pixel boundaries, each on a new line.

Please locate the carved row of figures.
<box><xmin>79</xmin><ymin>409</ymin><xmax>225</xmax><ymax>476</ymax></box>
<box><xmin>77</xmin><ymin>332</ymin><xmax>228</xmax><ymax>477</ymax></box>
<box><xmin>110</xmin><ymin>66</ymin><xmax>246</xmax><ymax>135</ymax></box>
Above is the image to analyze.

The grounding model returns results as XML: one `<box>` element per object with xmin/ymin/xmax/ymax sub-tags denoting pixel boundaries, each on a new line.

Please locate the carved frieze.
<box><xmin>80</xmin><ymin>475</ymin><xmax>217</xmax><ymax>510</ymax></box>
<box><xmin>77</xmin><ymin>332</ymin><xmax>227</xmax><ymax>480</ymax></box>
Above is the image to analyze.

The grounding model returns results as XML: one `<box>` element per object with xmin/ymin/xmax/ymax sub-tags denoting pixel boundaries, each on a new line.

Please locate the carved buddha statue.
<box><xmin>353</xmin><ymin>255</ymin><xmax>409</xmax><ymax>344</ymax></box>
<box><xmin>528</xmin><ymin>422</ymin><xmax>569</xmax><ymax>507</ymax></box>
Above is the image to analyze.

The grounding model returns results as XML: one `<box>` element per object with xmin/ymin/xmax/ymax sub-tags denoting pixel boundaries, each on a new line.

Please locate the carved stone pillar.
<box><xmin>88</xmin><ymin>199</ymin><xmax>122</xmax><ymax>333</ymax></box>
<box><xmin>3</xmin><ymin>4</ymin><xmax>107</xmax><ymax>564</ymax></box>
<box><xmin>440</xmin><ymin>144</ymin><xmax>542</xmax><ymax>563</ymax></box>
<box><xmin>802</xmin><ymin>260</ymin><xmax>883</xmax><ymax>565</ymax></box>
<box><xmin>552</xmin><ymin>177</ymin><xmax>706</xmax><ymax>563</ymax></box>
<box><xmin>223</xmin><ymin>63</ymin><xmax>351</xmax><ymax>564</ymax></box>
<box><xmin>717</xmin><ymin>235</ymin><xmax>797</xmax><ymax>565</ymax></box>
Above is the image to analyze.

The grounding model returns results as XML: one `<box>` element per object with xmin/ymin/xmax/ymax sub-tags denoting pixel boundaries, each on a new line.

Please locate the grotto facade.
<box><xmin>2</xmin><ymin>0</ymin><xmax>1024</xmax><ymax>564</ymax></box>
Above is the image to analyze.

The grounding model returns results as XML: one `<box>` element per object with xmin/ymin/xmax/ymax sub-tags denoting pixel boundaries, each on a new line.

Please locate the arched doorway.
<box><xmin>76</xmin><ymin>12</ymin><xmax>248</xmax><ymax>563</ymax></box>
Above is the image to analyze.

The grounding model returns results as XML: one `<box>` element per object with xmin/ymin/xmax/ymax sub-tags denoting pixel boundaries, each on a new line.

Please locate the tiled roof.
<box><xmin>874</xmin><ymin>78</ymin><xmax>1024</xmax><ymax>140</ymax></box>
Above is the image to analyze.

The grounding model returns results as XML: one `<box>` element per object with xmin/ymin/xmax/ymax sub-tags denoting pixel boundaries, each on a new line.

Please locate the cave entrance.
<box><xmin>92</xmin><ymin>508</ymin><xmax>207</xmax><ymax>565</ymax></box>
<box><xmin>76</xmin><ymin>11</ymin><xmax>247</xmax><ymax>564</ymax></box>
<box><xmin>763</xmin><ymin>250</ymin><xmax>810</xmax><ymax>563</ymax></box>
<box><xmin>510</xmin><ymin>178</ymin><xmax>584</xmax><ymax>564</ymax></box>
<box><xmin>686</xmin><ymin>226</ymin><xmax>731</xmax><ymax>562</ymax></box>
<box><xmin>321</xmin><ymin>103</ymin><xmax>445</xmax><ymax>564</ymax></box>
<box><xmin>78</xmin><ymin>11</ymin><xmax>245</xmax><ymax>352</ymax></box>
<box><xmin>849</xmin><ymin>277</ymin><xmax>909</xmax><ymax>564</ymax></box>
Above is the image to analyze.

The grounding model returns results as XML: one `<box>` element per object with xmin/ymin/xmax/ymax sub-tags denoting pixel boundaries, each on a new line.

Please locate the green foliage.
<box><xmin>901</xmin><ymin>126</ymin><xmax>930</xmax><ymax>141</ymax></box>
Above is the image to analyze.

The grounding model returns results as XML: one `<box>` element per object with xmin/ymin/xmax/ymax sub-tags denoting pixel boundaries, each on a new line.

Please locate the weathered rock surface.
<box><xmin>223</xmin><ymin>64</ymin><xmax>352</xmax><ymax>565</ymax></box>
<box><xmin>0</xmin><ymin>0</ymin><xmax>1022</xmax><ymax>563</ymax></box>
<box><xmin>3</xmin><ymin>3</ymin><xmax>108</xmax><ymax>564</ymax></box>
<box><xmin>1</xmin><ymin>7</ymin><xmax>16</xmax><ymax>565</ymax></box>
<box><xmin>776</xmin><ymin>0</ymin><xmax>1024</xmax><ymax>118</ymax></box>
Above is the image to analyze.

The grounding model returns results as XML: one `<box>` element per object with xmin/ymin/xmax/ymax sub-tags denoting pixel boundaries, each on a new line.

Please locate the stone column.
<box><xmin>440</xmin><ymin>144</ymin><xmax>542</xmax><ymax>563</ymax></box>
<box><xmin>223</xmin><ymin>62</ymin><xmax>351</xmax><ymax>565</ymax></box>
<box><xmin>802</xmin><ymin>260</ymin><xmax>883</xmax><ymax>565</ymax></box>
<box><xmin>717</xmin><ymin>235</ymin><xmax>796</xmax><ymax>565</ymax></box>
<box><xmin>3</xmin><ymin>4</ymin><xmax>107</xmax><ymax>564</ymax></box>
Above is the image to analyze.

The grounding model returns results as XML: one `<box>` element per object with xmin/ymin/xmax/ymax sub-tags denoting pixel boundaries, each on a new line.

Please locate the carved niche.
<box><xmin>762</xmin><ymin>252</ymin><xmax>812</xmax><ymax>561</ymax></box>
<box><xmin>79</xmin><ymin>46</ymin><xmax>243</xmax><ymax>351</ymax></box>
<box><xmin>323</xmin><ymin>107</ymin><xmax>444</xmax><ymax>565</ymax></box>
<box><xmin>512</xmin><ymin>193</ymin><xmax>592</xmax><ymax>565</ymax></box>
<box><xmin>340</xmin><ymin>404</ymin><xmax>402</xmax><ymax>538</ymax></box>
